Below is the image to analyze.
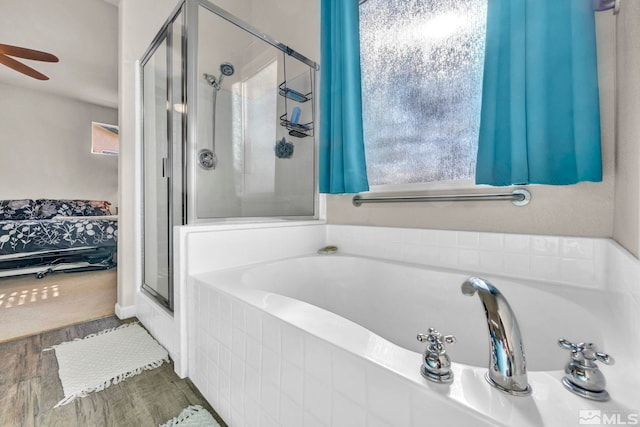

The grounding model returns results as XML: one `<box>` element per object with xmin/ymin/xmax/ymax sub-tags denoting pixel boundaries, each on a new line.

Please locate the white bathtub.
<box><xmin>189</xmin><ymin>254</ymin><xmax>639</xmax><ymax>426</ymax></box>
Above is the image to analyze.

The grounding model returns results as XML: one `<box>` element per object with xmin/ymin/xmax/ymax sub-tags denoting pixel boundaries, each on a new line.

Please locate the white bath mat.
<box><xmin>47</xmin><ymin>322</ymin><xmax>169</xmax><ymax>407</ymax></box>
<box><xmin>159</xmin><ymin>405</ymin><xmax>220</xmax><ymax>427</ymax></box>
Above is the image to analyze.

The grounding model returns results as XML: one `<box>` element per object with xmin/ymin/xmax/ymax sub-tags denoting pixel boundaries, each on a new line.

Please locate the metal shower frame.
<box><xmin>138</xmin><ymin>0</ymin><xmax>320</xmax><ymax>309</ymax></box>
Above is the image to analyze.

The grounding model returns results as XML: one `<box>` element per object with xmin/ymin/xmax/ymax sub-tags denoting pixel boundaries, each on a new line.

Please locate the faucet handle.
<box><xmin>558</xmin><ymin>338</ymin><xmax>614</xmax><ymax>401</ymax></box>
<box><xmin>417</xmin><ymin>328</ymin><xmax>456</xmax><ymax>354</ymax></box>
<box><xmin>417</xmin><ymin>328</ymin><xmax>456</xmax><ymax>384</ymax></box>
<box><xmin>558</xmin><ymin>338</ymin><xmax>614</xmax><ymax>365</ymax></box>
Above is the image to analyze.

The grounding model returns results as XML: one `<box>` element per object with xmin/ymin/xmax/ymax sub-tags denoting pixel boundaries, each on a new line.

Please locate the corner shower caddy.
<box><xmin>279</xmin><ymin>53</ymin><xmax>315</xmax><ymax>138</ymax></box>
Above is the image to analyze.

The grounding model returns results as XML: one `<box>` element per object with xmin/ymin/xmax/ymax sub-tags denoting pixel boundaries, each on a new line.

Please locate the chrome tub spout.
<box><xmin>461</xmin><ymin>277</ymin><xmax>532</xmax><ymax>396</ymax></box>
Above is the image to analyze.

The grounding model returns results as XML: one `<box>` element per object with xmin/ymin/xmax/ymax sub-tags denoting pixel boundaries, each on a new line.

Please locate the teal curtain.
<box><xmin>319</xmin><ymin>0</ymin><xmax>369</xmax><ymax>194</ymax></box>
<box><xmin>476</xmin><ymin>0</ymin><xmax>603</xmax><ymax>186</ymax></box>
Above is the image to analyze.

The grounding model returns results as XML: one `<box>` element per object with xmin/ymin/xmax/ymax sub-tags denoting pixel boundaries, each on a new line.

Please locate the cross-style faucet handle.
<box><xmin>558</xmin><ymin>338</ymin><xmax>614</xmax><ymax>365</ymax></box>
<box><xmin>416</xmin><ymin>328</ymin><xmax>456</xmax><ymax>384</ymax></box>
<box><xmin>558</xmin><ymin>338</ymin><xmax>614</xmax><ymax>401</ymax></box>
<box><xmin>417</xmin><ymin>328</ymin><xmax>456</xmax><ymax>354</ymax></box>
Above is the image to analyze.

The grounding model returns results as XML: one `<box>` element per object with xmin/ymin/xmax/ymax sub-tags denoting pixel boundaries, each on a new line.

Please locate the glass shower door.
<box><xmin>141</xmin><ymin>8</ymin><xmax>184</xmax><ymax>310</ymax></box>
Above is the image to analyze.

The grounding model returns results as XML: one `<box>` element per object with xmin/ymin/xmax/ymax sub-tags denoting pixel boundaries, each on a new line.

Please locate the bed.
<box><xmin>0</xmin><ymin>199</ymin><xmax>117</xmax><ymax>278</ymax></box>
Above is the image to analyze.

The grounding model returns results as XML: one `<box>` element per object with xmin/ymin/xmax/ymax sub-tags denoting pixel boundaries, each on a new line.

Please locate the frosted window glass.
<box><xmin>360</xmin><ymin>0</ymin><xmax>487</xmax><ymax>185</ymax></box>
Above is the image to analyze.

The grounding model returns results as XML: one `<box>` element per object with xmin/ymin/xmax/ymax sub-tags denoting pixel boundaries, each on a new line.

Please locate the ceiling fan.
<box><xmin>0</xmin><ymin>43</ymin><xmax>59</xmax><ymax>81</ymax></box>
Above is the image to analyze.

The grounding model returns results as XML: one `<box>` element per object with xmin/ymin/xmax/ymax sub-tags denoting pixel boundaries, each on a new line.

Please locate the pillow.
<box><xmin>36</xmin><ymin>199</ymin><xmax>112</xmax><ymax>219</ymax></box>
<box><xmin>0</xmin><ymin>199</ymin><xmax>36</xmax><ymax>220</ymax></box>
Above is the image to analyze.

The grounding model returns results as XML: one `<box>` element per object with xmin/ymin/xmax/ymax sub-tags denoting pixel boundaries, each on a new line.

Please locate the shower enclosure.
<box><xmin>140</xmin><ymin>0</ymin><xmax>318</xmax><ymax>309</ymax></box>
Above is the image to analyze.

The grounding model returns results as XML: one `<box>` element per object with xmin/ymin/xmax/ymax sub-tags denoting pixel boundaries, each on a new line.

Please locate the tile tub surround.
<box><xmin>189</xmin><ymin>261</ymin><xmax>639</xmax><ymax>427</ymax></box>
<box><xmin>183</xmin><ymin>224</ymin><xmax>640</xmax><ymax>426</ymax></box>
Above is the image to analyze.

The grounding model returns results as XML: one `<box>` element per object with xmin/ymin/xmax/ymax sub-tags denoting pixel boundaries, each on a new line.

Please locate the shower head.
<box><xmin>203</xmin><ymin>62</ymin><xmax>235</xmax><ymax>91</ymax></box>
<box><xmin>220</xmin><ymin>62</ymin><xmax>234</xmax><ymax>77</ymax></box>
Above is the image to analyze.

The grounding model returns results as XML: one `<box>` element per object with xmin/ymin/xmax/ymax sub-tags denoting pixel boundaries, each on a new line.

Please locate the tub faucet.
<box><xmin>461</xmin><ymin>277</ymin><xmax>532</xmax><ymax>396</ymax></box>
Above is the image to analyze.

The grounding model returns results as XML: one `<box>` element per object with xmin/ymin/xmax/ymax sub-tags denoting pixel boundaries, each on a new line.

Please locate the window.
<box><xmin>91</xmin><ymin>122</ymin><xmax>119</xmax><ymax>156</ymax></box>
<box><xmin>359</xmin><ymin>0</ymin><xmax>487</xmax><ymax>186</ymax></box>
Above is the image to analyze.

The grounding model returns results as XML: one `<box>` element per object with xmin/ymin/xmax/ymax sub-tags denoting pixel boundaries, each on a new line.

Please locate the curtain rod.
<box><xmin>352</xmin><ymin>189</ymin><xmax>531</xmax><ymax>207</ymax></box>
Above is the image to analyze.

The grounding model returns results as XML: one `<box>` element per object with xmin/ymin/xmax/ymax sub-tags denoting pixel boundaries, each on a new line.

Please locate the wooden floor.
<box><xmin>0</xmin><ymin>316</ymin><xmax>227</xmax><ymax>427</ymax></box>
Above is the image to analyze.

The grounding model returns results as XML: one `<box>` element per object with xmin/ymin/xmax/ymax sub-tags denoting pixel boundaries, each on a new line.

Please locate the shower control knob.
<box><xmin>417</xmin><ymin>328</ymin><xmax>456</xmax><ymax>384</ymax></box>
<box><xmin>558</xmin><ymin>338</ymin><xmax>614</xmax><ymax>401</ymax></box>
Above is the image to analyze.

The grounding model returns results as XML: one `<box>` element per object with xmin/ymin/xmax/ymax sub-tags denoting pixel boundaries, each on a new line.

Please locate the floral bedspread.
<box><xmin>0</xmin><ymin>218</ymin><xmax>117</xmax><ymax>256</ymax></box>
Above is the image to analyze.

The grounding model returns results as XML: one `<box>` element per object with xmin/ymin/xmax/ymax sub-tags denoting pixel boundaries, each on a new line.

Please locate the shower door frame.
<box><xmin>139</xmin><ymin>1</ymin><xmax>187</xmax><ymax>311</ymax></box>
<box><xmin>138</xmin><ymin>0</ymin><xmax>320</xmax><ymax>310</ymax></box>
<box><xmin>186</xmin><ymin>0</ymin><xmax>320</xmax><ymax>224</ymax></box>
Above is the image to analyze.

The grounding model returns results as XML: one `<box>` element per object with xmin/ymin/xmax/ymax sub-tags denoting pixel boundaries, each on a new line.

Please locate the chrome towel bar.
<box><xmin>352</xmin><ymin>189</ymin><xmax>531</xmax><ymax>207</ymax></box>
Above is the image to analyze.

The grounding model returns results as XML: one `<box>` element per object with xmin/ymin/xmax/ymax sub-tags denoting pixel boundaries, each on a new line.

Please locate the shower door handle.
<box><xmin>162</xmin><ymin>157</ymin><xmax>170</xmax><ymax>178</ymax></box>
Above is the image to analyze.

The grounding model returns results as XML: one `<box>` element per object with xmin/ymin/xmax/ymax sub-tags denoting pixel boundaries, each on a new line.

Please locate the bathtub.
<box><xmin>189</xmin><ymin>254</ymin><xmax>639</xmax><ymax>426</ymax></box>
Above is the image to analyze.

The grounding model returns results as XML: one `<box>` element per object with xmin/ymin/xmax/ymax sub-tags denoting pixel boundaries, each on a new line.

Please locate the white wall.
<box><xmin>613</xmin><ymin>1</ymin><xmax>640</xmax><ymax>257</ymax></box>
<box><xmin>0</xmin><ymin>83</ymin><xmax>118</xmax><ymax>205</ymax></box>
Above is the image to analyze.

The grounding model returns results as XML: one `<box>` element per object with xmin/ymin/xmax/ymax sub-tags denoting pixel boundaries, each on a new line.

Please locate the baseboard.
<box><xmin>114</xmin><ymin>303</ymin><xmax>136</xmax><ymax>319</ymax></box>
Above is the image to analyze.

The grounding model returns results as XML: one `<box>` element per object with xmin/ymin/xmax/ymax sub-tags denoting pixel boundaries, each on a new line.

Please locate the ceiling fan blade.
<box><xmin>0</xmin><ymin>44</ymin><xmax>59</xmax><ymax>62</ymax></box>
<box><xmin>0</xmin><ymin>53</ymin><xmax>49</xmax><ymax>80</ymax></box>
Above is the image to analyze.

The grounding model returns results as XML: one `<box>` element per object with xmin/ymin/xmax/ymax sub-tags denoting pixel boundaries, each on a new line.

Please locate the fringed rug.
<box><xmin>159</xmin><ymin>405</ymin><xmax>220</xmax><ymax>427</ymax></box>
<box><xmin>47</xmin><ymin>322</ymin><xmax>169</xmax><ymax>407</ymax></box>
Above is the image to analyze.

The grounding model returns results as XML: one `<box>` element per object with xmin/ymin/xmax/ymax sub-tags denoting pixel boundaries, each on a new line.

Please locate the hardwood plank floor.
<box><xmin>0</xmin><ymin>316</ymin><xmax>227</xmax><ymax>427</ymax></box>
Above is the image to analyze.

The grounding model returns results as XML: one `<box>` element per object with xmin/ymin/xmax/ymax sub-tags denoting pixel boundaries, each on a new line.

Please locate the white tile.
<box><xmin>504</xmin><ymin>234</ymin><xmax>530</xmax><ymax>253</ymax></box>
<box><xmin>332</xmin><ymin>350</ymin><xmax>367</xmax><ymax>406</ymax></box>
<box><xmin>218</xmin><ymin>396</ymin><xmax>231</xmax><ymax>426</ymax></box>
<box><xmin>400</xmin><ymin>228</ymin><xmax>421</xmax><ymax>245</ymax></box>
<box><xmin>304</xmin><ymin>336</ymin><xmax>332</xmax><ymax>381</ymax></box>
<box><xmin>262</xmin><ymin>315</ymin><xmax>282</xmax><ymax>354</ymax></box>
<box><xmin>244</xmin><ymin>365</ymin><xmax>261</xmax><ymax>406</ymax></box>
<box><xmin>436</xmin><ymin>230</ymin><xmax>458</xmax><ymax>247</ymax></box>
<box><xmin>261</xmin><ymin>380</ymin><xmax>280</xmax><ymax>422</ymax></box>
<box><xmin>561</xmin><ymin>258</ymin><xmax>597</xmax><ymax>287</ymax></box>
<box><xmin>261</xmin><ymin>414</ymin><xmax>279</xmax><ymax>427</ymax></box>
<box><xmin>331</xmin><ymin>393</ymin><xmax>366</xmax><ymax>427</ymax></box>
<box><xmin>231</xmin><ymin>355</ymin><xmax>245</xmax><ymax>394</ymax></box>
<box><xmin>207</xmin><ymin>362</ymin><xmax>219</xmax><ymax>403</ymax></box>
<box><xmin>438</xmin><ymin>247</ymin><xmax>458</xmax><ymax>267</ymax></box>
<box><xmin>531</xmin><ymin>256</ymin><xmax>561</xmax><ymax>280</ymax></box>
<box><xmin>219</xmin><ymin>345</ymin><xmax>231</xmax><ymax>374</ymax></box>
<box><xmin>304</xmin><ymin>373</ymin><xmax>332</xmax><ymax>425</ymax></box>
<box><xmin>403</xmin><ymin>243</ymin><xmax>422</xmax><ymax>264</ymax></box>
<box><xmin>232</xmin><ymin>327</ymin><xmax>246</xmax><ymax>359</ymax></box>
<box><xmin>232</xmin><ymin>300</ymin><xmax>246</xmax><ymax>330</ymax></box>
<box><xmin>245</xmin><ymin>306</ymin><xmax>262</xmax><ymax>340</ymax></box>
<box><xmin>262</xmin><ymin>347</ymin><xmax>281</xmax><ymax>387</ymax></box>
<box><xmin>503</xmin><ymin>253</ymin><xmax>531</xmax><ymax>276</ymax></box>
<box><xmin>419</xmin><ymin>229</ymin><xmax>438</xmax><ymax>246</ymax></box>
<box><xmin>281</xmin><ymin>360</ymin><xmax>304</xmax><ymax>405</ymax></box>
<box><xmin>304</xmin><ymin>411</ymin><xmax>328</xmax><ymax>427</ymax></box>
<box><xmin>230</xmin><ymin>375</ymin><xmax>245</xmax><ymax>413</ymax></box>
<box><xmin>420</xmin><ymin>246</ymin><xmax>440</xmax><ymax>265</ymax></box>
<box><xmin>479</xmin><ymin>232</ymin><xmax>504</xmax><ymax>250</ymax></box>
<box><xmin>458</xmin><ymin>249</ymin><xmax>480</xmax><ymax>269</ymax></box>
<box><xmin>479</xmin><ymin>251</ymin><xmax>503</xmax><ymax>272</ymax></box>
<box><xmin>244</xmin><ymin>398</ymin><xmax>260</xmax><ymax>427</ymax></box>
<box><xmin>458</xmin><ymin>231</ymin><xmax>480</xmax><ymax>248</ymax></box>
<box><xmin>562</xmin><ymin>238</ymin><xmax>595</xmax><ymax>259</ymax></box>
<box><xmin>230</xmin><ymin>408</ymin><xmax>244</xmax><ymax>427</ymax></box>
<box><xmin>282</xmin><ymin>324</ymin><xmax>304</xmax><ymax>367</ymax></box>
<box><xmin>366</xmin><ymin>367</ymin><xmax>411</xmax><ymax>426</ymax></box>
<box><xmin>531</xmin><ymin>236</ymin><xmax>560</xmax><ymax>255</ymax></box>
<box><xmin>245</xmin><ymin>336</ymin><xmax>262</xmax><ymax>369</ymax></box>
<box><xmin>219</xmin><ymin>370</ymin><xmax>231</xmax><ymax>403</ymax></box>
<box><xmin>219</xmin><ymin>321</ymin><xmax>232</xmax><ymax>350</ymax></box>
<box><xmin>280</xmin><ymin>393</ymin><xmax>304</xmax><ymax>427</ymax></box>
<box><xmin>366</xmin><ymin>414</ymin><xmax>394</xmax><ymax>427</ymax></box>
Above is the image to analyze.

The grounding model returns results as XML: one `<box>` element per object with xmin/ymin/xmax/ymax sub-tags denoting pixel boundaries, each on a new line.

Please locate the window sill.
<box><xmin>366</xmin><ymin>179</ymin><xmax>516</xmax><ymax>194</ymax></box>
